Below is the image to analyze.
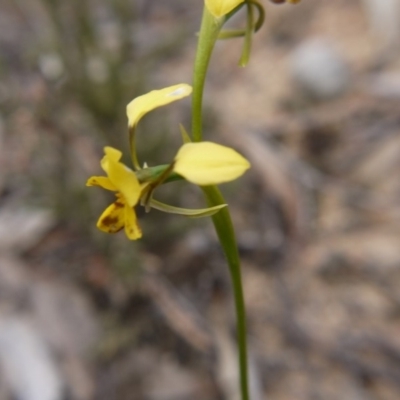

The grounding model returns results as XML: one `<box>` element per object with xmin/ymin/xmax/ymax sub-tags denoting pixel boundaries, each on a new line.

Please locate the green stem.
<box><xmin>203</xmin><ymin>186</ymin><xmax>249</xmax><ymax>400</ymax></box>
<box><xmin>192</xmin><ymin>9</ymin><xmax>224</xmax><ymax>142</ymax></box>
<box><xmin>128</xmin><ymin>126</ymin><xmax>141</xmax><ymax>170</ymax></box>
<box><xmin>192</xmin><ymin>7</ymin><xmax>250</xmax><ymax>400</ymax></box>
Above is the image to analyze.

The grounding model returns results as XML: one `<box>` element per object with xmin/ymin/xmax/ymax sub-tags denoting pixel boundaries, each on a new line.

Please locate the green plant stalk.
<box><xmin>192</xmin><ymin>7</ymin><xmax>250</xmax><ymax>400</ymax></box>
<box><xmin>192</xmin><ymin>8</ymin><xmax>224</xmax><ymax>142</ymax></box>
<box><xmin>202</xmin><ymin>185</ymin><xmax>249</xmax><ymax>400</ymax></box>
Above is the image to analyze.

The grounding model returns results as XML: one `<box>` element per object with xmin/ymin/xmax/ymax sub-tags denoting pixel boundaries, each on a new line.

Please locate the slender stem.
<box><xmin>129</xmin><ymin>126</ymin><xmax>141</xmax><ymax>170</ymax></box>
<box><xmin>202</xmin><ymin>186</ymin><xmax>249</xmax><ymax>400</ymax></box>
<box><xmin>192</xmin><ymin>8</ymin><xmax>250</xmax><ymax>400</ymax></box>
<box><xmin>192</xmin><ymin>9</ymin><xmax>224</xmax><ymax>142</ymax></box>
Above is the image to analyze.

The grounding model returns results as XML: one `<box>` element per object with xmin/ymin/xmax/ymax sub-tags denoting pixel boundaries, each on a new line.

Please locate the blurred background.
<box><xmin>1</xmin><ymin>0</ymin><xmax>400</xmax><ymax>399</ymax></box>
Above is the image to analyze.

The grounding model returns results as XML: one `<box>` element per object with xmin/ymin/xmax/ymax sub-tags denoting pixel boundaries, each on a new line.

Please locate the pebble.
<box><xmin>289</xmin><ymin>38</ymin><xmax>351</xmax><ymax>100</ymax></box>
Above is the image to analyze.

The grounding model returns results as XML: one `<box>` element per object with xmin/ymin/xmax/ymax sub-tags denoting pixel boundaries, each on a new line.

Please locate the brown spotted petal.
<box><xmin>96</xmin><ymin>198</ymin><xmax>126</xmax><ymax>234</ymax></box>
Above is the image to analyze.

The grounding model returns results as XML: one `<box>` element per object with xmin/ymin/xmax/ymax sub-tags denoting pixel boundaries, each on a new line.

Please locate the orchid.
<box><xmin>83</xmin><ymin>0</ymin><xmax>306</xmax><ymax>398</ymax></box>
<box><xmin>87</xmin><ymin>141</ymin><xmax>249</xmax><ymax>240</ymax></box>
<box><xmin>87</xmin><ymin>84</ymin><xmax>250</xmax><ymax>240</ymax></box>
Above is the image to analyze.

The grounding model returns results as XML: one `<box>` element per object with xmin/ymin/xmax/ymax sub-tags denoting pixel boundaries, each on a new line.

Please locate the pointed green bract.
<box><xmin>179</xmin><ymin>124</ymin><xmax>192</xmax><ymax>144</ymax></box>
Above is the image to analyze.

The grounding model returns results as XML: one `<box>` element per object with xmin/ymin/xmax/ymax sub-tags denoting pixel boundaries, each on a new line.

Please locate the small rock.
<box><xmin>289</xmin><ymin>38</ymin><xmax>351</xmax><ymax>100</ymax></box>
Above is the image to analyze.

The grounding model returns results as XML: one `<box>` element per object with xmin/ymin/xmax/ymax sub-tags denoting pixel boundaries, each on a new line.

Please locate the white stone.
<box><xmin>289</xmin><ymin>38</ymin><xmax>350</xmax><ymax>100</ymax></box>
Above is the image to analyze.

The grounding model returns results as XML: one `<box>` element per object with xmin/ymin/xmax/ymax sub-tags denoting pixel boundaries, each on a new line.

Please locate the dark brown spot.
<box><xmin>114</xmin><ymin>201</ymin><xmax>124</xmax><ymax>208</ymax></box>
<box><xmin>101</xmin><ymin>216</ymin><xmax>122</xmax><ymax>232</ymax></box>
<box><xmin>128</xmin><ymin>226</ymin><xmax>141</xmax><ymax>236</ymax></box>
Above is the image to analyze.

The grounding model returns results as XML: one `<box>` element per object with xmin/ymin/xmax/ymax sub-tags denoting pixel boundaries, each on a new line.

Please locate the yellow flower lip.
<box><xmin>173</xmin><ymin>142</ymin><xmax>250</xmax><ymax>186</ymax></box>
<box><xmin>126</xmin><ymin>84</ymin><xmax>192</xmax><ymax>128</ymax></box>
<box><xmin>205</xmin><ymin>0</ymin><xmax>245</xmax><ymax>18</ymax></box>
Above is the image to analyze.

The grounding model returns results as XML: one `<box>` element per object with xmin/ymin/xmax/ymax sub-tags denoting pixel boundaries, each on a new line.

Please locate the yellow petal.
<box><xmin>124</xmin><ymin>203</ymin><xmax>142</xmax><ymax>240</ymax></box>
<box><xmin>104</xmin><ymin>146</ymin><xmax>122</xmax><ymax>162</ymax></box>
<box><xmin>86</xmin><ymin>176</ymin><xmax>117</xmax><ymax>191</ymax></box>
<box><xmin>174</xmin><ymin>142</ymin><xmax>250</xmax><ymax>186</ymax></box>
<box><xmin>126</xmin><ymin>84</ymin><xmax>192</xmax><ymax>128</ymax></box>
<box><xmin>100</xmin><ymin>147</ymin><xmax>123</xmax><ymax>175</ymax></box>
<box><xmin>100</xmin><ymin>150</ymin><xmax>141</xmax><ymax>207</ymax></box>
<box><xmin>96</xmin><ymin>199</ymin><xmax>125</xmax><ymax>233</ymax></box>
<box><xmin>205</xmin><ymin>0</ymin><xmax>244</xmax><ymax>18</ymax></box>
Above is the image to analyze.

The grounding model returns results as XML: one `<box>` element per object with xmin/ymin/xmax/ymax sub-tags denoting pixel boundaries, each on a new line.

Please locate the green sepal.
<box><xmin>149</xmin><ymin>198</ymin><xmax>227</xmax><ymax>218</ymax></box>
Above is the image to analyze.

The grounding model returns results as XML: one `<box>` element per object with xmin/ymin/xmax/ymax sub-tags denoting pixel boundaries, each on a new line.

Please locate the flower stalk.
<box><xmin>192</xmin><ymin>8</ymin><xmax>224</xmax><ymax>142</ymax></box>
<box><xmin>85</xmin><ymin>0</ymin><xmax>305</xmax><ymax>398</ymax></box>
<box><xmin>85</xmin><ymin>0</ymin><xmax>303</xmax><ymax>398</ymax></box>
<box><xmin>192</xmin><ymin>6</ymin><xmax>250</xmax><ymax>400</ymax></box>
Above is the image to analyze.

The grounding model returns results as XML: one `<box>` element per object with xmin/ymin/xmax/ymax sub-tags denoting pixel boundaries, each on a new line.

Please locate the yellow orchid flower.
<box><xmin>87</xmin><ymin>142</ymin><xmax>250</xmax><ymax>240</ymax></box>
<box><xmin>87</xmin><ymin>83</ymin><xmax>250</xmax><ymax>240</ymax></box>
<box><xmin>86</xmin><ymin>147</ymin><xmax>146</xmax><ymax>240</ymax></box>
<box><xmin>205</xmin><ymin>0</ymin><xmax>245</xmax><ymax>18</ymax></box>
<box><xmin>173</xmin><ymin>142</ymin><xmax>250</xmax><ymax>186</ymax></box>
